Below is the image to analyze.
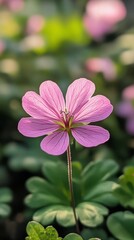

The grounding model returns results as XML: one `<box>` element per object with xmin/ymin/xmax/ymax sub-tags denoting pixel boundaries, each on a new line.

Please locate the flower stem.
<box><xmin>67</xmin><ymin>145</ymin><xmax>80</xmax><ymax>234</ymax></box>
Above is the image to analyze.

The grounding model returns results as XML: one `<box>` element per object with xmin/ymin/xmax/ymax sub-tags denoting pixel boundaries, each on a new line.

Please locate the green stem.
<box><xmin>67</xmin><ymin>145</ymin><xmax>80</xmax><ymax>234</ymax></box>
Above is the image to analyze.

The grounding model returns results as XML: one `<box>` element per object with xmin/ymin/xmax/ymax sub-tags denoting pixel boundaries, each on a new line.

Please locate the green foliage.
<box><xmin>5</xmin><ymin>142</ymin><xmax>59</xmax><ymax>173</ymax></box>
<box><xmin>26</xmin><ymin>221</ymin><xmax>62</xmax><ymax>240</ymax></box>
<box><xmin>107</xmin><ymin>211</ymin><xmax>134</xmax><ymax>240</ymax></box>
<box><xmin>25</xmin><ymin>221</ymin><xmax>100</xmax><ymax>240</ymax></box>
<box><xmin>0</xmin><ymin>187</ymin><xmax>13</xmax><ymax>218</ymax></box>
<box><xmin>25</xmin><ymin>159</ymin><xmax>118</xmax><ymax>227</ymax></box>
<box><xmin>113</xmin><ymin>166</ymin><xmax>134</xmax><ymax>208</ymax></box>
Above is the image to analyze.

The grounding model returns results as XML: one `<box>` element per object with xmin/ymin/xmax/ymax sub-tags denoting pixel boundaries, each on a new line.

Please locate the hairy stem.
<box><xmin>67</xmin><ymin>145</ymin><xmax>80</xmax><ymax>233</ymax></box>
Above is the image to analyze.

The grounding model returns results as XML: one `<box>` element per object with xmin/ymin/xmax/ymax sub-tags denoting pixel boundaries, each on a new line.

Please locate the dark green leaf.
<box><xmin>107</xmin><ymin>211</ymin><xmax>134</xmax><ymax>240</ymax></box>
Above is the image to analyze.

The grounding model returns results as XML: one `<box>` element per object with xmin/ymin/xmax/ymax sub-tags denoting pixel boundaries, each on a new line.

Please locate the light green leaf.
<box><xmin>64</xmin><ymin>233</ymin><xmax>83</xmax><ymax>240</ymax></box>
<box><xmin>26</xmin><ymin>221</ymin><xmax>62</xmax><ymax>240</ymax></box>
<box><xmin>26</xmin><ymin>221</ymin><xmax>46</xmax><ymax>240</ymax></box>
<box><xmin>77</xmin><ymin>202</ymin><xmax>108</xmax><ymax>227</ymax></box>
<box><xmin>33</xmin><ymin>205</ymin><xmax>75</xmax><ymax>227</ymax></box>
<box><xmin>107</xmin><ymin>211</ymin><xmax>134</xmax><ymax>240</ymax></box>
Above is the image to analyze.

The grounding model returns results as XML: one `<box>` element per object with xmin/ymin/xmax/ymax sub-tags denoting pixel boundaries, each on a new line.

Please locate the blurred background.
<box><xmin>0</xmin><ymin>0</ymin><xmax>134</xmax><ymax>239</ymax></box>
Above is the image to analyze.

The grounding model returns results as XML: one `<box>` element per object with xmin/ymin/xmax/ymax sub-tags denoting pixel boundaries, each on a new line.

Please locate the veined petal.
<box><xmin>22</xmin><ymin>91</ymin><xmax>59</xmax><ymax>120</ymax></box>
<box><xmin>71</xmin><ymin>125</ymin><xmax>110</xmax><ymax>147</ymax></box>
<box><xmin>40</xmin><ymin>131</ymin><xmax>69</xmax><ymax>155</ymax></box>
<box><xmin>18</xmin><ymin>117</ymin><xmax>59</xmax><ymax>137</ymax></box>
<box><xmin>66</xmin><ymin>78</ymin><xmax>95</xmax><ymax>115</ymax></box>
<box><xmin>39</xmin><ymin>81</ymin><xmax>65</xmax><ymax>118</ymax></box>
<box><xmin>74</xmin><ymin>95</ymin><xmax>113</xmax><ymax>123</ymax></box>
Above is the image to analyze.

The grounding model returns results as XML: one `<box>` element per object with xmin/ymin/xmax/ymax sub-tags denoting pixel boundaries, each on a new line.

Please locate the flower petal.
<box><xmin>66</xmin><ymin>78</ymin><xmax>95</xmax><ymax>115</ymax></box>
<box><xmin>39</xmin><ymin>81</ymin><xmax>65</xmax><ymax>118</ymax></box>
<box><xmin>40</xmin><ymin>131</ymin><xmax>69</xmax><ymax>155</ymax></box>
<box><xmin>74</xmin><ymin>95</ymin><xmax>113</xmax><ymax>123</ymax></box>
<box><xmin>71</xmin><ymin>125</ymin><xmax>110</xmax><ymax>147</ymax></box>
<box><xmin>22</xmin><ymin>91</ymin><xmax>58</xmax><ymax>120</ymax></box>
<box><xmin>18</xmin><ymin>117</ymin><xmax>59</xmax><ymax>137</ymax></box>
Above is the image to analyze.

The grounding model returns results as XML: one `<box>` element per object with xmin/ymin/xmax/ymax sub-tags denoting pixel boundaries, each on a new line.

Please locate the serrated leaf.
<box><xmin>107</xmin><ymin>211</ymin><xmax>134</xmax><ymax>240</ymax></box>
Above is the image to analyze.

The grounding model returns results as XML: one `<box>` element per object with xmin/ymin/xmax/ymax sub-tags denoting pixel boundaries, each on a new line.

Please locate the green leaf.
<box><xmin>113</xmin><ymin>166</ymin><xmax>134</xmax><ymax>208</ymax></box>
<box><xmin>33</xmin><ymin>205</ymin><xmax>75</xmax><ymax>227</ymax></box>
<box><xmin>0</xmin><ymin>203</ymin><xmax>11</xmax><ymax>218</ymax></box>
<box><xmin>84</xmin><ymin>181</ymin><xmax>118</xmax><ymax>206</ymax></box>
<box><xmin>25</xmin><ymin>159</ymin><xmax>117</xmax><ymax>227</ymax></box>
<box><xmin>26</xmin><ymin>221</ymin><xmax>62</xmax><ymax>240</ymax></box>
<box><xmin>0</xmin><ymin>188</ymin><xmax>13</xmax><ymax>218</ymax></box>
<box><xmin>107</xmin><ymin>211</ymin><xmax>134</xmax><ymax>240</ymax></box>
<box><xmin>0</xmin><ymin>188</ymin><xmax>13</xmax><ymax>203</ymax></box>
<box><xmin>77</xmin><ymin>202</ymin><xmax>108</xmax><ymax>227</ymax></box>
<box><xmin>64</xmin><ymin>233</ymin><xmax>83</xmax><ymax>240</ymax></box>
<box><xmin>82</xmin><ymin>159</ymin><xmax>119</xmax><ymax>190</ymax></box>
<box><xmin>26</xmin><ymin>221</ymin><xmax>46</xmax><ymax>240</ymax></box>
<box><xmin>42</xmin><ymin>160</ymin><xmax>68</xmax><ymax>189</ymax></box>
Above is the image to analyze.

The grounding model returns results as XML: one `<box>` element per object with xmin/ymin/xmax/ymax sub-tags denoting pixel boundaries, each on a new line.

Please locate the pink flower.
<box><xmin>18</xmin><ymin>78</ymin><xmax>113</xmax><ymax>155</ymax></box>
<box><xmin>86</xmin><ymin>58</ymin><xmax>117</xmax><ymax>81</ymax></box>
<box><xmin>83</xmin><ymin>0</ymin><xmax>126</xmax><ymax>40</ymax></box>
<box><xmin>115</xmin><ymin>85</ymin><xmax>134</xmax><ymax>135</ymax></box>
<box><xmin>26</xmin><ymin>15</ymin><xmax>45</xmax><ymax>35</ymax></box>
<box><xmin>0</xmin><ymin>0</ymin><xmax>23</xmax><ymax>12</ymax></box>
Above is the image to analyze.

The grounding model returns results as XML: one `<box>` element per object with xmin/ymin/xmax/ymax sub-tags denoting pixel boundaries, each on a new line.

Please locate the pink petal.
<box><xmin>74</xmin><ymin>95</ymin><xmax>113</xmax><ymax>123</ymax></box>
<box><xmin>66</xmin><ymin>78</ymin><xmax>95</xmax><ymax>115</ymax></box>
<box><xmin>22</xmin><ymin>91</ymin><xmax>59</xmax><ymax>120</ymax></box>
<box><xmin>39</xmin><ymin>81</ymin><xmax>65</xmax><ymax>118</ymax></box>
<box><xmin>40</xmin><ymin>131</ymin><xmax>69</xmax><ymax>155</ymax></box>
<box><xmin>18</xmin><ymin>117</ymin><xmax>59</xmax><ymax>137</ymax></box>
<box><xmin>71</xmin><ymin>125</ymin><xmax>110</xmax><ymax>147</ymax></box>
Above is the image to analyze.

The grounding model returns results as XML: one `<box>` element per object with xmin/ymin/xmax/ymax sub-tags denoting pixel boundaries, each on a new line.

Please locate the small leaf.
<box><xmin>26</xmin><ymin>221</ymin><xmax>46</xmax><ymax>240</ymax></box>
<box><xmin>26</xmin><ymin>221</ymin><xmax>62</xmax><ymax>240</ymax></box>
<box><xmin>107</xmin><ymin>211</ymin><xmax>134</xmax><ymax>240</ymax></box>
<box><xmin>64</xmin><ymin>233</ymin><xmax>83</xmax><ymax>240</ymax></box>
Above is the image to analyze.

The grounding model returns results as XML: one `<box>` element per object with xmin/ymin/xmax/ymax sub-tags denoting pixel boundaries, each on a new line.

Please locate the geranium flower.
<box><xmin>18</xmin><ymin>78</ymin><xmax>113</xmax><ymax>155</ymax></box>
<box><xmin>83</xmin><ymin>0</ymin><xmax>126</xmax><ymax>40</ymax></box>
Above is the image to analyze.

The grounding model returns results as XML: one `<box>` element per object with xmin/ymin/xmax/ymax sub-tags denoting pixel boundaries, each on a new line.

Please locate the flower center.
<box><xmin>54</xmin><ymin>108</ymin><xmax>73</xmax><ymax>132</ymax></box>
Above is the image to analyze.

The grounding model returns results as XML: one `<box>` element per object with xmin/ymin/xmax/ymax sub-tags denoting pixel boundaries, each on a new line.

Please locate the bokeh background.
<box><xmin>0</xmin><ymin>0</ymin><xmax>134</xmax><ymax>240</ymax></box>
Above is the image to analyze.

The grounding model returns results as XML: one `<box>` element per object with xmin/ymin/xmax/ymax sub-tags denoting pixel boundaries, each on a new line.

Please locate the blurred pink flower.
<box><xmin>86</xmin><ymin>57</ymin><xmax>117</xmax><ymax>81</ymax></box>
<box><xmin>115</xmin><ymin>85</ymin><xmax>134</xmax><ymax>135</ymax></box>
<box><xmin>18</xmin><ymin>79</ymin><xmax>113</xmax><ymax>155</ymax></box>
<box><xmin>84</xmin><ymin>0</ymin><xmax>126</xmax><ymax>40</ymax></box>
<box><xmin>0</xmin><ymin>40</ymin><xmax>5</xmax><ymax>54</ymax></box>
<box><xmin>26</xmin><ymin>15</ymin><xmax>45</xmax><ymax>35</ymax></box>
<box><xmin>0</xmin><ymin>0</ymin><xmax>23</xmax><ymax>12</ymax></box>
